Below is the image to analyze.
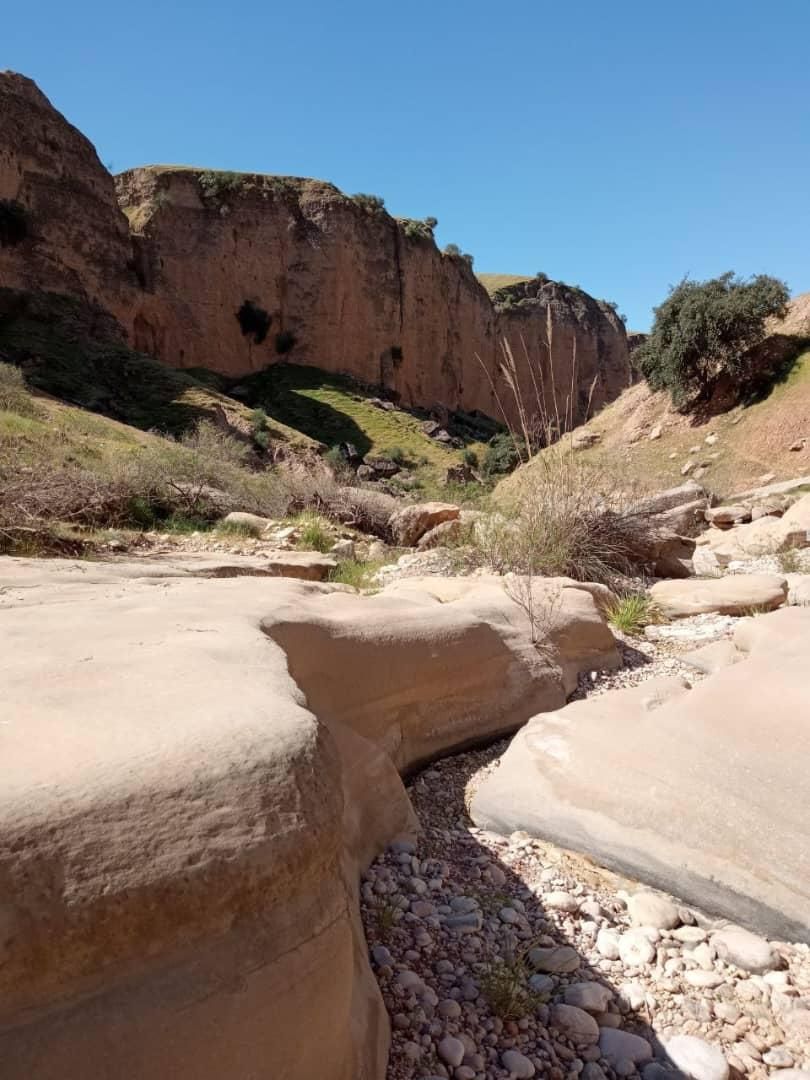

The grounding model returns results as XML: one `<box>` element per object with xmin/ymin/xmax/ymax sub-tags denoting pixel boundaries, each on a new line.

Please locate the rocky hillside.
<box><xmin>0</xmin><ymin>71</ymin><xmax>631</xmax><ymax>436</ymax></box>
<box><xmin>499</xmin><ymin>295</ymin><xmax>810</xmax><ymax>500</ymax></box>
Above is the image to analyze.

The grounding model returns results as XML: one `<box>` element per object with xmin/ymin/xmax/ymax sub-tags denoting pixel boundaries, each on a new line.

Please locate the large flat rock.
<box><xmin>0</xmin><ymin>558</ymin><xmax>616</xmax><ymax>1078</ymax></box>
<box><xmin>649</xmin><ymin>573</ymin><xmax>787</xmax><ymax>617</ymax></box>
<box><xmin>471</xmin><ymin>606</ymin><xmax>810</xmax><ymax>942</ymax></box>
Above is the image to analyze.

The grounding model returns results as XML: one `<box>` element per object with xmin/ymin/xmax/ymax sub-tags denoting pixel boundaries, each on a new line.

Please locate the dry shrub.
<box><xmin>478</xmin><ymin>449</ymin><xmax>656</xmax><ymax>586</ymax></box>
<box><xmin>0</xmin><ymin>360</ymin><xmax>39</xmax><ymax>418</ymax></box>
<box><xmin>275</xmin><ymin>458</ymin><xmax>397</xmax><ymax>538</ymax></box>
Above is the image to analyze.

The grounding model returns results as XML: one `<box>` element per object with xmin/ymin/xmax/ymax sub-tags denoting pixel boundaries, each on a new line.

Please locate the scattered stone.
<box><xmin>665</xmin><ymin>1035</ymin><xmax>729</xmax><ymax>1080</ymax></box>
<box><xmin>528</xmin><ymin>945</ymin><xmax>581</xmax><ymax>974</ymax></box>
<box><xmin>599</xmin><ymin>1029</ymin><xmax>654</xmax><ymax>1067</ymax></box>
<box><xmin>618</xmin><ymin>929</ymin><xmax>656</xmax><ymax>967</ymax></box>
<box><xmin>711</xmin><ymin>928</ymin><xmax>778</xmax><ymax>974</ymax></box>
<box><xmin>545</xmin><ymin>890</ymin><xmax>580</xmax><ymax>912</ymax></box>
<box><xmin>438</xmin><ymin>1035</ymin><xmax>465</xmax><ymax>1068</ymax></box>
<box><xmin>627</xmin><ymin>891</ymin><xmax>681</xmax><ymax>930</ymax></box>
<box><xmin>564</xmin><ymin>983</ymin><xmax>614</xmax><ymax>1013</ymax></box>
<box><xmin>501</xmin><ymin>1049</ymin><xmax>536</xmax><ymax>1077</ymax></box>
<box><xmin>551</xmin><ymin>1003</ymin><xmax>600</xmax><ymax>1044</ymax></box>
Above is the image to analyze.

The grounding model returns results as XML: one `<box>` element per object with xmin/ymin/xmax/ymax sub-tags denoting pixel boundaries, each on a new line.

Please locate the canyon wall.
<box><xmin>0</xmin><ymin>70</ymin><xmax>631</xmax><ymax>432</ymax></box>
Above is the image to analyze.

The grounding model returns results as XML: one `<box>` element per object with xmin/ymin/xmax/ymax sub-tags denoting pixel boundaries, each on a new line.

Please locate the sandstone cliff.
<box><xmin>0</xmin><ymin>70</ymin><xmax>631</xmax><ymax>435</ymax></box>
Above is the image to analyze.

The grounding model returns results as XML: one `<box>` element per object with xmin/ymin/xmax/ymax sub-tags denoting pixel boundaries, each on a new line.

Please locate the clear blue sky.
<box><xmin>6</xmin><ymin>0</ymin><xmax>810</xmax><ymax>329</ymax></box>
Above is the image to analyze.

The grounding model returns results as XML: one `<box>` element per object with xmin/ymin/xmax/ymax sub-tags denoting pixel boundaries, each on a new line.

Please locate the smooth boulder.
<box><xmin>471</xmin><ymin>606</ymin><xmax>810</xmax><ymax>942</ymax></box>
<box><xmin>649</xmin><ymin>573</ymin><xmax>787</xmax><ymax>618</ymax></box>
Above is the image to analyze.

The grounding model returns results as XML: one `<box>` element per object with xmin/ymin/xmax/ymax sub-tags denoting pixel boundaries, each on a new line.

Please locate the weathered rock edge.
<box><xmin>471</xmin><ymin>605</ymin><xmax>810</xmax><ymax>943</ymax></box>
<box><xmin>0</xmin><ymin>559</ymin><xmax>617</xmax><ymax>1079</ymax></box>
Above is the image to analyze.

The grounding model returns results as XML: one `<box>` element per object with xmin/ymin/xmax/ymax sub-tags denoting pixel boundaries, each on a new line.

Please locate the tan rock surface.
<box><xmin>389</xmin><ymin>501</ymin><xmax>461</xmax><ymax>547</ymax></box>
<box><xmin>0</xmin><ymin>558</ymin><xmax>617</xmax><ymax>1078</ymax></box>
<box><xmin>649</xmin><ymin>573</ymin><xmax>787</xmax><ymax>617</ymax></box>
<box><xmin>471</xmin><ymin>606</ymin><xmax>810</xmax><ymax>942</ymax></box>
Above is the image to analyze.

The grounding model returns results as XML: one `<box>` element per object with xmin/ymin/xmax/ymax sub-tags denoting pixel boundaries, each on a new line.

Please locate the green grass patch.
<box><xmin>606</xmin><ymin>593</ymin><xmax>661</xmax><ymax>636</ymax></box>
<box><xmin>328</xmin><ymin>557</ymin><xmax>387</xmax><ymax>589</ymax></box>
<box><xmin>294</xmin><ymin>510</ymin><xmax>333</xmax><ymax>553</ymax></box>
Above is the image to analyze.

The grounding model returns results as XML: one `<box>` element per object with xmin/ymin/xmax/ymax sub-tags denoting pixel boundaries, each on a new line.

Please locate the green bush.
<box><xmin>605</xmin><ymin>593</ymin><xmax>661</xmax><ymax>636</ymax></box>
<box><xmin>399</xmin><ymin>217</ymin><xmax>436</xmax><ymax>241</ymax></box>
<box><xmin>462</xmin><ymin>447</ymin><xmax>479</xmax><ymax>468</ymax></box>
<box><xmin>199</xmin><ymin>171</ymin><xmax>244</xmax><ymax>204</ymax></box>
<box><xmin>0</xmin><ymin>200</ymin><xmax>29</xmax><ymax>247</ymax></box>
<box><xmin>352</xmin><ymin>193</ymin><xmax>385</xmax><ymax>214</ymax></box>
<box><xmin>481</xmin><ymin>432</ymin><xmax>521</xmax><ymax>477</ymax></box>
<box><xmin>386</xmin><ymin>445</ymin><xmax>407</xmax><ymax>465</ymax></box>
<box><xmin>0</xmin><ymin>361</ymin><xmax>38</xmax><ymax>417</ymax></box>
<box><xmin>635</xmin><ymin>272</ymin><xmax>790</xmax><ymax>407</ymax></box>
<box><xmin>236</xmin><ymin>301</ymin><xmax>272</xmax><ymax>345</ymax></box>
<box><xmin>295</xmin><ymin>511</ymin><xmax>333</xmax><ymax>553</ymax></box>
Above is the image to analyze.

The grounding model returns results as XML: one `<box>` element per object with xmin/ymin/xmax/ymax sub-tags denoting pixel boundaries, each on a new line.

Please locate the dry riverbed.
<box><xmin>360</xmin><ymin>631</ymin><xmax>810</xmax><ymax>1080</ymax></box>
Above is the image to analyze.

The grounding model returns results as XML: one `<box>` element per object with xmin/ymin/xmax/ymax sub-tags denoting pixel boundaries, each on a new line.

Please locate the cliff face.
<box><xmin>0</xmin><ymin>72</ymin><xmax>135</xmax><ymax>328</ymax></box>
<box><xmin>1</xmin><ymin>72</ymin><xmax>631</xmax><ymax>434</ymax></box>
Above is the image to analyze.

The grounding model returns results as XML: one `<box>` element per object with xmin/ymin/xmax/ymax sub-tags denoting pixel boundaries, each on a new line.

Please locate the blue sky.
<box><xmin>6</xmin><ymin>0</ymin><xmax>810</xmax><ymax>329</ymax></box>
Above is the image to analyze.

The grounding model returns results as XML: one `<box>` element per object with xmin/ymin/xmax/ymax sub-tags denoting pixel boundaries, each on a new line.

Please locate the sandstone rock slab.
<box><xmin>649</xmin><ymin>573</ymin><xmax>787</xmax><ymax>618</ymax></box>
<box><xmin>471</xmin><ymin>607</ymin><xmax>810</xmax><ymax>942</ymax></box>
<box><xmin>388</xmin><ymin>501</ymin><xmax>460</xmax><ymax>546</ymax></box>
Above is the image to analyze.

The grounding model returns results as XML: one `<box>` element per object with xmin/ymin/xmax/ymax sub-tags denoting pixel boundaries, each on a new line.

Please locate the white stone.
<box><xmin>711</xmin><ymin>928</ymin><xmax>777</xmax><ymax>974</ymax></box>
<box><xmin>627</xmin><ymin>891</ymin><xmax>680</xmax><ymax>930</ymax></box>
<box><xmin>544</xmin><ymin>890</ymin><xmax>580</xmax><ymax>912</ymax></box>
<box><xmin>666</xmin><ymin>1035</ymin><xmax>729</xmax><ymax>1080</ymax></box>
<box><xmin>618</xmin><ymin>929</ymin><xmax>656</xmax><ymax>967</ymax></box>
<box><xmin>596</xmin><ymin>929</ymin><xmax>621</xmax><ymax>960</ymax></box>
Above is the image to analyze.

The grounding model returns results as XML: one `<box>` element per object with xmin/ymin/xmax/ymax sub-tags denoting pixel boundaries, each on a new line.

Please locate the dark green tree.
<box><xmin>636</xmin><ymin>272</ymin><xmax>789</xmax><ymax>407</ymax></box>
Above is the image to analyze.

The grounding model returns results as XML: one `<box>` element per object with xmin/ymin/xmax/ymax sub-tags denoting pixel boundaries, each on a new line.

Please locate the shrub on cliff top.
<box><xmin>351</xmin><ymin>193</ymin><xmax>386</xmax><ymax>215</ymax></box>
<box><xmin>635</xmin><ymin>272</ymin><xmax>790</xmax><ymax>408</ymax></box>
<box><xmin>198</xmin><ymin>170</ymin><xmax>244</xmax><ymax>204</ymax></box>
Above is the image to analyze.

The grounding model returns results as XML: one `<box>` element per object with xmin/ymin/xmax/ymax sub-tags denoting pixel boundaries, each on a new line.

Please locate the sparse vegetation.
<box><xmin>399</xmin><ymin>217</ymin><xmax>437</xmax><ymax>241</ymax></box>
<box><xmin>462</xmin><ymin>447</ymin><xmax>479</xmax><ymax>468</ymax></box>
<box><xmin>236</xmin><ymin>301</ymin><xmax>272</xmax><ymax>345</ymax></box>
<box><xmin>480</xmin><ymin>935</ymin><xmax>549</xmax><ymax>1020</ymax></box>
<box><xmin>328</xmin><ymin>557</ymin><xmax>387</xmax><ymax>589</ymax></box>
<box><xmin>294</xmin><ymin>510</ymin><xmax>333</xmax><ymax>553</ymax></box>
<box><xmin>477</xmin><ymin>449</ymin><xmax>655</xmax><ymax>586</ymax></box>
<box><xmin>0</xmin><ymin>199</ymin><xmax>30</xmax><ymax>247</ymax></box>
<box><xmin>606</xmin><ymin>592</ymin><xmax>661</xmax><ymax>636</ymax></box>
<box><xmin>635</xmin><ymin>272</ymin><xmax>791</xmax><ymax>408</ymax></box>
<box><xmin>352</xmin><ymin>193</ymin><xmax>386</xmax><ymax>215</ymax></box>
<box><xmin>198</xmin><ymin>170</ymin><xmax>244</xmax><ymax>204</ymax></box>
<box><xmin>482</xmin><ymin>432</ymin><xmax>523</xmax><ymax>477</ymax></box>
<box><xmin>0</xmin><ymin>361</ymin><xmax>39</xmax><ymax>417</ymax></box>
<box><xmin>217</xmin><ymin>518</ymin><xmax>263</xmax><ymax>539</ymax></box>
<box><xmin>777</xmin><ymin>548</ymin><xmax>803</xmax><ymax>574</ymax></box>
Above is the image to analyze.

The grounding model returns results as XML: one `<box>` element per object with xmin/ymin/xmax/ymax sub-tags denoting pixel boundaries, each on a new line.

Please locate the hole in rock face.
<box><xmin>0</xmin><ymin>200</ymin><xmax>29</xmax><ymax>247</ymax></box>
<box><xmin>236</xmin><ymin>300</ymin><xmax>272</xmax><ymax>345</ymax></box>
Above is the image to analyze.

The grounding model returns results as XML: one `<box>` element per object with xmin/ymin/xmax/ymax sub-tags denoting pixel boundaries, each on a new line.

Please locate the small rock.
<box><xmin>550</xmin><ymin>1004</ymin><xmax>599</xmax><ymax>1045</ymax></box>
<box><xmin>501</xmin><ymin>1049</ymin><xmax>536</xmax><ymax>1077</ymax></box>
<box><xmin>596</xmin><ymin>929</ymin><xmax>621</xmax><ymax>960</ymax></box>
<box><xmin>666</xmin><ymin>1035</ymin><xmax>729</xmax><ymax>1080</ymax></box>
<box><xmin>563</xmin><ymin>983</ymin><xmax>614</xmax><ymax>1013</ymax></box>
<box><xmin>438</xmin><ymin>1036</ymin><xmax>465</xmax><ymax>1068</ymax></box>
<box><xmin>528</xmin><ymin>973</ymin><xmax>554</xmax><ymax>995</ymax></box>
<box><xmin>528</xmin><ymin>945</ymin><xmax>580</xmax><ymax>974</ymax></box>
<box><xmin>627</xmin><ymin>891</ymin><xmax>680</xmax><ymax>930</ymax></box>
<box><xmin>711</xmin><ymin>929</ymin><xmax>777</xmax><ymax>974</ymax></box>
<box><xmin>618</xmin><ymin>929</ymin><xmax>656</xmax><ymax>967</ymax></box>
<box><xmin>545</xmin><ymin>891</ymin><xmax>580</xmax><ymax>913</ymax></box>
<box><xmin>598</xmin><ymin>1029</ymin><xmax>654</xmax><ymax>1067</ymax></box>
<box><xmin>763</xmin><ymin>1048</ymin><xmax>794</xmax><ymax>1068</ymax></box>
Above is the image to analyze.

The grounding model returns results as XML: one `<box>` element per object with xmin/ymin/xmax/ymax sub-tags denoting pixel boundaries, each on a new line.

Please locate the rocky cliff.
<box><xmin>0</xmin><ymin>71</ymin><xmax>631</xmax><ymax>434</ymax></box>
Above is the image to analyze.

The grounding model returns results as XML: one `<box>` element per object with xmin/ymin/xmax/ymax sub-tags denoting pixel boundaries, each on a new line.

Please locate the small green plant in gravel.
<box><xmin>777</xmin><ymin>548</ymin><xmax>803</xmax><ymax>574</ymax></box>
<box><xmin>371</xmin><ymin>896</ymin><xmax>402</xmax><ymax>941</ymax></box>
<box><xmin>479</xmin><ymin>935</ymin><xmax>549</xmax><ymax>1020</ymax></box>
<box><xmin>217</xmin><ymin>519</ymin><xmax>262</xmax><ymax>540</ymax></box>
<box><xmin>295</xmin><ymin>511</ymin><xmax>333</xmax><ymax>553</ymax></box>
<box><xmin>605</xmin><ymin>592</ymin><xmax>661</xmax><ymax>637</ymax></box>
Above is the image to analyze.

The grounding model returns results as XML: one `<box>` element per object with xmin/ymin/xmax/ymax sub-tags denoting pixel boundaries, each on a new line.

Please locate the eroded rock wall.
<box><xmin>0</xmin><ymin>71</ymin><xmax>631</xmax><ymax>434</ymax></box>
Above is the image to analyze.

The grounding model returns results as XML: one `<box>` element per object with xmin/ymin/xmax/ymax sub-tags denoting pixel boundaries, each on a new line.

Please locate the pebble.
<box><xmin>550</xmin><ymin>1004</ymin><xmax>600</xmax><ymax>1045</ymax></box>
<box><xmin>628</xmin><ymin>891</ymin><xmax>681</xmax><ymax>930</ymax></box>
<box><xmin>711</xmin><ymin>928</ymin><xmax>777</xmax><ymax>974</ymax></box>
<box><xmin>501</xmin><ymin>1049</ymin><xmax>536</xmax><ymax>1077</ymax></box>
<box><xmin>563</xmin><ymin>983</ymin><xmax>614</xmax><ymax>1013</ymax></box>
<box><xmin>529</xmin><ymin>945</ymin><xmax>581</xmax><ymax>973</ymax></box>
<box><xmin>666</xmin><ymin>1034</ymin><xmax>729</xmax><ymax>1080</ymax></box>
<box><xmin>618</xmin><ymin>929</ymin><xmax>657</xmax><ymax>967</ymax></box>
<box><xmin>438</xmin><ymin>1035</ymin><xmax>465</xmax><ymax>1068</ymax></box>
<box><xmin>599</xmin><ymin>1028</ymin><xmax>654</xmax><ymax>1066</ymax></box>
